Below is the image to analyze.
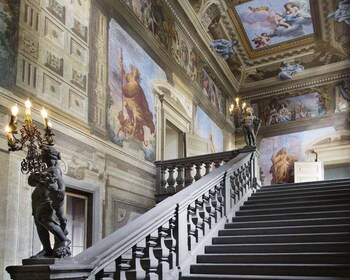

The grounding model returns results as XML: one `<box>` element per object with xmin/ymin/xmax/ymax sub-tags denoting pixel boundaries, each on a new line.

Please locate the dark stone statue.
<box><xmin>240</xmin><ymin>107</ymin><xmax>261</xmax><ymax>147</ymax></box>
<box><xmin>28</xmin><ymin>145</ymin><xmax>71</xmax><ymax>258</ymax></box>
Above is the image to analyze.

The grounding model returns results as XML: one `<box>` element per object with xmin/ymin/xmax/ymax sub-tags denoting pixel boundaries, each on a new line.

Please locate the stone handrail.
<box><xmin>71</xmin><ymin>147</ymin><xmax>260</xmax><ymax>279</ymax></box>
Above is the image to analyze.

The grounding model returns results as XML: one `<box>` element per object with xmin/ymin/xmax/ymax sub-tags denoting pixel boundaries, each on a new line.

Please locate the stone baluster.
<box><xmin>213</xmin><ymin>160</ymin><xmax>221</xmax><ymax>169</ymax></box>
<box><xmin>209</xmin><ymin>188</ymin><xmax>218</xmax><ymax>223</ymax></box>
<box><xmin>218</xmin><ymin>181</ymin><xmax>225</xmax><ymax>216</ymax></box>
<box><xmin>237</xmin><ymin>168</ymin><xmax>243</xmax><ymax>199</ymax></box>
<box><xmin>187</xmin><ymin>202</ymin><xmax>199</xmax><ymax>249</ymax></box>
<box><xmin>176</xmin><ymin>165</ymin><xmax>184</xmax><ymax>191</ymax></box>
<box><xmin>160</xmin><ymin>166</ymin><xmax>167</xmax><ymax>193</ymax></box>
<box><xmin>194</xmin><ymin>163</ymin><xmax>203</xmax><ymax>181</ymax></box>
<box><xmin>154</xmin><ymin>224</ymin><xmax>170</xmax><ymax>279</ymax></box>
<box><xmin>126</xmin><ymin>241</ymin><xmax>146</xmax><ymax>279</ymax></box>
<box><xmin>243</xmin><ymin>162</ymin><xmax>250</xmax><ymax>192</ymax></box>
<box><xmin>184</xmin><ymin>164</ymin><xmax>193</xmax><ymax>187</ymax></box>
<box><xmin>204</xmin><ymin>161</ymin><xmax>211</xmax><ymax>175</ymax></box>
<box><xmin>115</xmin><ymin>254</ymin><xmax>132</xmax><ymax>280</ymax></box>
<box><xmin>202</xmin><ymin>193</ymin><xmax>213</xmax><ymax>230</ymax></box>
<box><xmin>239</xmin><ymin>166</ymin><xmax>245</xmax><ymax>196</ymax></box>
<box><xmin>164</xmin><ymin>217</ymin><xmax>177</xmax><ymax>270</ymax></box>
<box><xmin>167</xmin><ymin>166</ymin><xmax>176</xmax><ymax>193</ymax></box>
<box><xmin>195</xmin><ymin>198</ymin><xmax>206</xmax><ymax>237</ymax></box>
<box><xmin>141</xmin><ymin>231</ymin><xmax>159</xmax><ymax>279</ymax></box>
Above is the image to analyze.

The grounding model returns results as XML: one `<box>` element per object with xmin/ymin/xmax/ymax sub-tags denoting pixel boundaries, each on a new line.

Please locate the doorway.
<box><xmin>165</xmin><ymin>121</ymin><xmax>185</xmax><ymax>160</ymax></box>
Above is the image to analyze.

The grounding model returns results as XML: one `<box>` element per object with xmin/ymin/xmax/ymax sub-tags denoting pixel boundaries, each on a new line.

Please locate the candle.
<box><xmin>11</xmin><ymin>104</ymin><xmax>18</xmax><ymax>116</ymax></box>
<box><xmin>242</xmin><ymin>102</ymin><xmax>246</xmax><ymax>110</ymax></box>
<box><xmin>47</xmin><ymin>120</ymin><xmax>52</xmax><ymax>134</ymax></box>
<box><xmin>10</xmin><ymin>104</ymin><xmax>18</xmax><ymax>129</ymax></box>
<box><xmin>24</xmin><ymin>99</ymin><xmax>32</xmax><ymax>122</ymax></box>
<box><xmin>235</xmin><ymin>97</ymin><xmax>239</xmax><ymax>105</ymax></box>
<box><xmin>5</xmin><ymin>125</ymin><xmax>13</xmax><ymax>142</ymax></box>
<box><xmin>229</xmin><ymin>104</ymin><xmax>234</xmax><ymax>113</ymax></box>
<box><xmin>41</xmin><ymin>107</ymin><xmax>48</xmax><ymax>129</ymax></box>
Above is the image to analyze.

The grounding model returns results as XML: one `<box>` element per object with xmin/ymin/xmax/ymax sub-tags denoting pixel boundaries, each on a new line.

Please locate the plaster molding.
<box><xmin>241</xmin><ymin>61</ymin><xmax>350</xmax><ymax>99</ymax></box>
<box><xmin>165</xmin><ymin>0</ymin><xmax>239</xmax><ymax>93</ymax></box>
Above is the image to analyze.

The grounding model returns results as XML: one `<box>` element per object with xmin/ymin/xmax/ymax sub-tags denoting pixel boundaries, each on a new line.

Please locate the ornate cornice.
<box><xmin>165</xmin><ymin>0</ymin><xmax>240</xmax><ymax>93</ymax></box>
<box><xmin>243</xmin><ymin>72</ymin><xmax>350</xmax><ymax>100</ymax></box>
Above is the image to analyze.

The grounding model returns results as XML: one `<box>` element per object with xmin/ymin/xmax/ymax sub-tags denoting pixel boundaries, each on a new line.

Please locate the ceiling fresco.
<box><xmin>234</xmin><ymin>0</ymin><xmax>314</xmax><ymax>50</ymax></box>
<box><xmin>186</xmin><ymin>0</ymin><xmax>350</xmax><ymax>88</ymax></box>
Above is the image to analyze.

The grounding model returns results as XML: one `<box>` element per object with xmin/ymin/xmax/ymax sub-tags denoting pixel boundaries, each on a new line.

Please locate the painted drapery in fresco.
<box><xmin>194</xmin><ymin>107</ymin><xmax>223</xmax><ymax>153</ymax></box>
<box><xmin>235</xmin><ymin>0</ymin><xmax>314</xmax><ymax>49</ymax></box>
<box><xmin>108</xmin><ymin>19</ymin><xmax>166</xmax><ymax>162</ymax></box>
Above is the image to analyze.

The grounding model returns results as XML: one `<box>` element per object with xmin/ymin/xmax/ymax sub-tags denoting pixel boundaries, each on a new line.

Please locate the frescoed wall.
<box><xmin>0</xmin><ymin>0</ymin><xmax>20</xmax><ymax>87</ymax></box>
<box><xmin>258</xmin><ymin>127</ymin><xmax>335</xmax><ymax>185</ymax></box>
<box><xmin>194</xmin><ymin>107</ymin><xmax>223</xmax><ymax>153</ymax></box>
<box><xmin>171</xmin><ymin>24</ymin><xmax>200</xmax><ymax>84</ymax></box>
<box><xmin>120</xmin><ymin>0</ymin><xmax>225</xmax><ymax>116</ymax></box>
<box><xmin>260</xmin><ymin>91</ymin><xmax>327</xmax><ymax>125</ymax></box>
<box><xmin>235</xmin><ymin>0</ymin><xmax>314</xmax><ymax>49</ymax></box>
<box><xmin>121</xmin><ymin>0</ymin><xmax>173</xmax><ymax>50</ymax></box>
<box><xmin>200</xmin><ymin>69</ymin><xmax>223</xmax><ymax>113</ymax></box>
<box><xmin>108</xmin><ymin>19</ymin><xmax>167</xmax><ymax>162</ymax></box>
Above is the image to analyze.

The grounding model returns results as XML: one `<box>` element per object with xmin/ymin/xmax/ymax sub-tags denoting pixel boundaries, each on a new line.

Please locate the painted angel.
<box><xmin>209</xmin><ymin>38</ymin><xmax>238</xmax><ymax>60</ymax></box>
<box><xmin>273</xmin><ymin>0</ymin><xmax>312</xmax><ymax>37</ymax></box>
<box><xmin>327</xmin><ymin>0</ymin><xmax>350</xmax><ymax>25</ymax></box>
<box><xmin>252</xmin><ymin>33</ymin><xmax>273</xmax><ymax>48</ymax></box>
<box><xmin>278</xmin><ymin>62</ymin><xmax>304</xmax><ymax>80</ymax></box>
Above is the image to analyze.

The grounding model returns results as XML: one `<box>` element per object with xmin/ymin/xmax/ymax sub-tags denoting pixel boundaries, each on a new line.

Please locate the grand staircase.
<box><xmin>6</xmin><ymin>149</ymin><xmax>350</xmax><ymax>280</ymax></box>
<box><xmin>181</xmin><ymin>179</ymin><xmax>350</xmax><ymax>279</ymax></box>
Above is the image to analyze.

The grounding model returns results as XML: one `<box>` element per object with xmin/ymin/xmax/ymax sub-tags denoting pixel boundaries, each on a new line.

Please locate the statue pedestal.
<box><xmin>6</xmin><ymin>258</ymin><xmax>93</xmax><ymax>280</ymax></box>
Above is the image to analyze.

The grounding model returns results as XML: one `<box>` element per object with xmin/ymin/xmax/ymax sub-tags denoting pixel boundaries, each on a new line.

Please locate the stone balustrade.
<box><xmin>6</xmin><ymin>147</ymin><xmax>260</xmax><ymax>280</ymax></box>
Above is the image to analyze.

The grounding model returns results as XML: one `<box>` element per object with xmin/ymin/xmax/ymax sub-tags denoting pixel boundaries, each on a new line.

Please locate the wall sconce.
<box><xmin>5</xmin><ymin>99</ymin><xmax>55</xmax><ymax>174</ymax></box>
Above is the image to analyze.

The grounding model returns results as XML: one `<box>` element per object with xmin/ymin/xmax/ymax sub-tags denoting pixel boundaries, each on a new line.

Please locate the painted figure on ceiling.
<box><xmin>252</xmin><ymin>32</ymin><xmax>274</xmax><ymax>48</ymax></box>
<box><xmin>119</xmin><ymin>53</ymin><xmax>155</xmax><ymax>145</ymax></box>
<box><xmin>236</xmin><ymin>0</ymin><xmax>314</xmax><ymax>49</ymax></box>
<box><xmin>278</xmin><ymin>61</ymin><xmax>304</xmax><ymax>80</ymax></box>
<box><xmin>328</xmin><ymin>0</ymin><xmax>350</xmax><ymax>25</ymax></box>
<box><xmin>273</xmin><ymin>0</ymin><xmax>312</xmax><ymax>37</ymax></box>
<box><xmin>209</xmin><ymin>38</ymin><xmax>238</xmax><ymax>60</ymax></box>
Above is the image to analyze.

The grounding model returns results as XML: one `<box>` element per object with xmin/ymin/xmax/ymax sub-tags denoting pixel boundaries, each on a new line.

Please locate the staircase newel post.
<box><xmin>251</xmin><ymin>150</ymin><xmax>261</xmax><ymax>190</ymax></box>
<box><xmin>176</xmin><ymin>200</ymin><xmax>191</xmax><ymax>276</ymax></box>
<box><xmin>223</xmin><ymin>171</ymin><xmax>231</xmax><ymax>216</ymax></box>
